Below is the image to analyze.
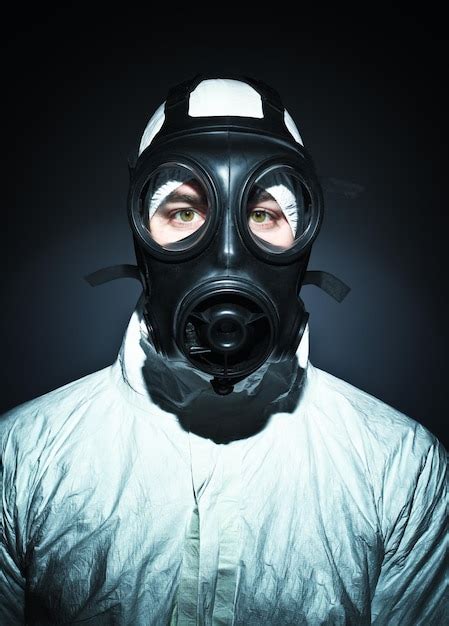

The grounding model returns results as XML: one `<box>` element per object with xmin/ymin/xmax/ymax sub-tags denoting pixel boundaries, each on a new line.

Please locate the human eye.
<box><xmin>169</xmin><ymin>207</ymin><xmax>205</xmax><ymax>226</ymax></box>
<box><xmin>173</xmin><ymin>208</ymin><xmax>201</xmax><ymax>222</ymax></box>
<box><xmin>250</xmin><ymin>209</ymin><xmax>273</xmax><ymax>222</ymax></box>
<box><xmin>248</xmin><ymin>208</ymin><xmax>277</xmax><ymax>229</ymax></box>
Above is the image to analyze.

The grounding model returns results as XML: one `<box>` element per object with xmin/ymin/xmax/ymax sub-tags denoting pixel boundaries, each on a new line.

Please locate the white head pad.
<box><xmin>139</xmin><ymin>78</ymin><xmax>303</xmax><ymax>155</ymax></box>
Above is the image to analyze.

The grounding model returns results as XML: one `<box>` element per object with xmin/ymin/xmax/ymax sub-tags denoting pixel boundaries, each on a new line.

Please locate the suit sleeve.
<box><xmin>0</xmin><ymin>415</ymin><xmax>26</xmax><ymax>625</ymax></box>
<box><xmin>371</xmin><ymin>428</ymin><xmax>448</xmax><ymax>625</ymax></box>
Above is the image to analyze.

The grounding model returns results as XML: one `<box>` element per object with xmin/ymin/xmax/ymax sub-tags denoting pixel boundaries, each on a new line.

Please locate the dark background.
<box><xmin>2</xmin><ymin>11</ymin><xmax>448</xmax><ymax>447</ymax></box>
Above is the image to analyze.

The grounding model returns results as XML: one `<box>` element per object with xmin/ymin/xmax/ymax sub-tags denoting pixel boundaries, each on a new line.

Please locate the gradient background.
<box><xmin>2</xmin><ymin>11</ymin><xmax>448</xmax><ymax>448</ymax></box>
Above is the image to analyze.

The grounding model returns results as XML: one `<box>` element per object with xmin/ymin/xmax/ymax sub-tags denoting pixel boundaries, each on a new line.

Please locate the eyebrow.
<box><xmin>164</xmin><ymin>191</ymin><xmax>207</xmax><ymax>205</ymax></box>
<box><xmin>247</xmin><ymin>188</ymin><xmax>275</xmax><ymax>204</ymax></box>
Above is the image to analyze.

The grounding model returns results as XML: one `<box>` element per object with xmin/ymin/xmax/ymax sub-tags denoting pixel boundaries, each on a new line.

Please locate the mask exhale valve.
<box><xmin>206</xmin><ymin>306</ymin><xmax>249</xmax><ymax>354</ymax></box>
<box><xmin>177</xmin><ymin>282</ymin><xmax>277</xmax><ymax>395</ymax></box>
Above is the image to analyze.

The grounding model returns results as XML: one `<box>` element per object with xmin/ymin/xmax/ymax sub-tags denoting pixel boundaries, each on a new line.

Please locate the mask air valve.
<box><xmin>207</xmin><ymin>305</ymin><xmax>249</xmax><ymax>354</ymax></box>
<box><xmin>176</xmin><ymin>281</ymin><xmax>277</xmax><ymax>395</ymax></box>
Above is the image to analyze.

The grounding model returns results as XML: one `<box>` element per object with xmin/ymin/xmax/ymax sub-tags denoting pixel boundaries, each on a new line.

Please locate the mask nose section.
<box><xmin>216</xmin><ymin>208</ymin><xmax>241</xmax><ymax>271</ymax></box>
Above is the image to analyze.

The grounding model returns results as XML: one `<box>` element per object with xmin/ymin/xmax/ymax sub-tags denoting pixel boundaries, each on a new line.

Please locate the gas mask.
<box><xmin>87</xmin><ymin>76</ymin><xmax>349</xmax><ymax>395</ymax></box>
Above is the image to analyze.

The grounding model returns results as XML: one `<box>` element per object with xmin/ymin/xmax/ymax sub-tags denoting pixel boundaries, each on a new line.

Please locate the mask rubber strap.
<box><xmin>304</xmin><ymin>270</ymin><xmax>350</xmax><ymax>302</ymax></box>
<box><xmin>84</xmin><ymin>266</ymin><xmax>350</xmax><ymax>304</ymax></box>
<box><xmin>84</xmin><ymin>264</ymin><xmax>142</xmax><ymax>287</ymax></box>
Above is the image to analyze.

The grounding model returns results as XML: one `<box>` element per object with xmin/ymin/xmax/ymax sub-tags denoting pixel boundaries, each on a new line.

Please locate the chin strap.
<box><xmin>84</xmin><ymin>265</ymin><xmax>350</xmax><ymax>303</ymax></box>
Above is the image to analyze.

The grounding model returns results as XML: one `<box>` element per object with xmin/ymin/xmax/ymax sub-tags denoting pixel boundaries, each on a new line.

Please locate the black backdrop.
<box><xmin>2</xmin><ymin>11</ymin><xmax>448</xmax><ymax>447</ymax></box>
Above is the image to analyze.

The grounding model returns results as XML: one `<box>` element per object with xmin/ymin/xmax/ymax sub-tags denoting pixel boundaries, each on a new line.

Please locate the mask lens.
<box><xmin>246</xmin><ymin>168</ymin><xmax>312</xmax><ymax>252</ymax></box>
<box><xmin>140</xmin><ymin>165</ymin><xmax>211</xmax><ymax>251</ymax></box>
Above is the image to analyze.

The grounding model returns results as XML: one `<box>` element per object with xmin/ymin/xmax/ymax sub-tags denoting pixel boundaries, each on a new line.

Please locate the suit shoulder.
<box><xmin>306</xmin><ymin>363</ymin><xmax>444</xmax><ymax>462</ymax></box>
<box><xmin>0</xmin><ymin>366</ymin><xmax>114</xmax><ymax>452</ymax></box>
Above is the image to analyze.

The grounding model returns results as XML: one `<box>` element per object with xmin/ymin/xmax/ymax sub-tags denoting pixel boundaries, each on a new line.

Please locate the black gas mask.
<box><xmin>87</xmin><ymin>76</ymin><xmax>349</xmax><ymax>396</ymax></box>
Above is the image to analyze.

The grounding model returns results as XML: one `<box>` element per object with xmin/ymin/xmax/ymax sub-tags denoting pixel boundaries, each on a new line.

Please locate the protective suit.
<box><xmin>1</xmin><ymin>77</ymin><xmax>447</xmax><ymax>625</ymax></box>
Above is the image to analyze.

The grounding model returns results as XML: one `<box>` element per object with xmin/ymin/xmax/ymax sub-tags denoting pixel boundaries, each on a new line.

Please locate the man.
<box><xmin>1</xmin><ymin>76</ymin><xmax>447</xmax><ymax>625</ymax></box>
